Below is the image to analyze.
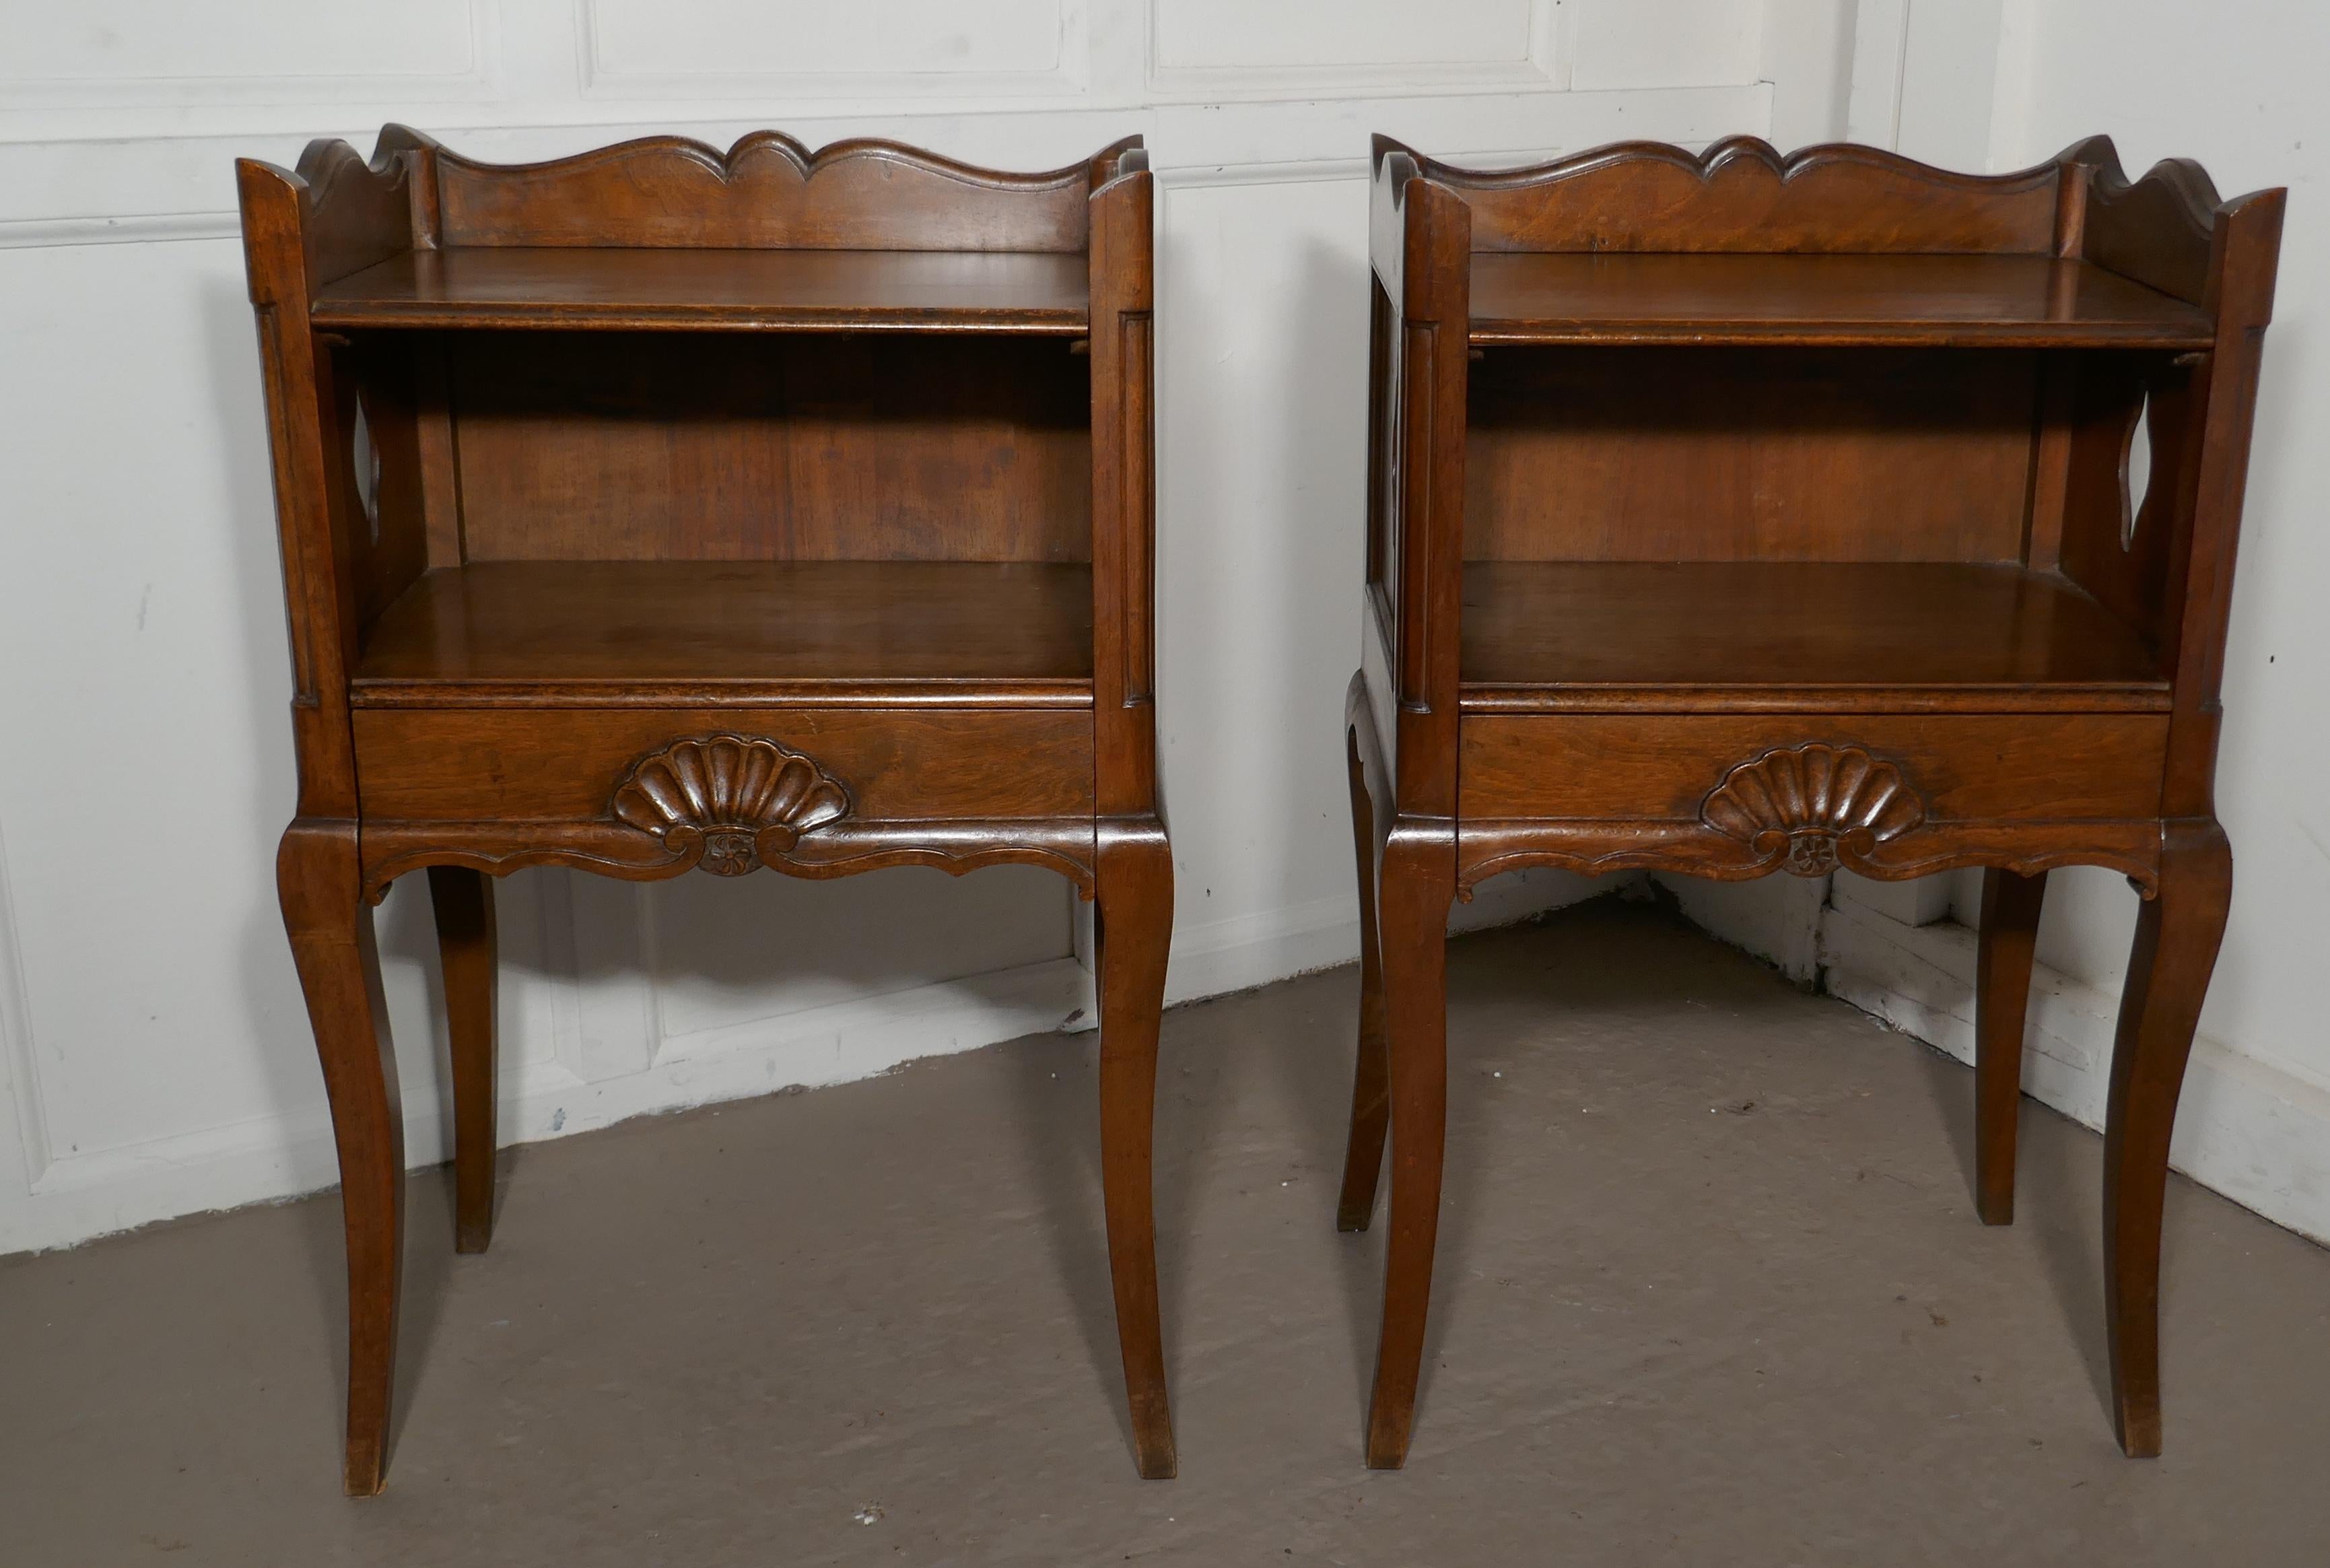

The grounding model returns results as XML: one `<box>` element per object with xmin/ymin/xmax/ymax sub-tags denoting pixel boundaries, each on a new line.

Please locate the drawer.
<box><xmin>353</xmin><ymin>707</ymin><xmax>1094</xmax><ymax>824</ymax></box>
<box><xmin>1459</xmin><ymin>712</ymin><xmax>2168</xmax><ymax>823</ymax></box>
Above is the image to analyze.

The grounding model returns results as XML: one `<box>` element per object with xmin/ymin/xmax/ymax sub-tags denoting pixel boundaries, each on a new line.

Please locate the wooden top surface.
<box><xmin>312</xmin><ymin>247</ymin><xmax>1092</xmax><ymax>333</ymax></box>
<box><xmin>1466</xmin><ymin>253</ymin><xmax>2215</xmax><ymax>348</ymax></box>
<box><xmin>352</xmin><ymin>561</ymin><xmax>1095</xmax><ymax>706</ymax></box>
<box><xmin>1458</xmin><ymin>561</ymin><xmax>2170</xmax><ymax>712</ymax></box>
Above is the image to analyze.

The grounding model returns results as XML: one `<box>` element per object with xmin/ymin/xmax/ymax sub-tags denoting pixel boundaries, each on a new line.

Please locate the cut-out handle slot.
<box><xmin>2120</xmin><ymin>391</ymin><xmax>2152</xmax><ymax>551</ymax></box>
<box><xmin>350</xmin><ymin>393</ymin><xmax>380</xmax><ymax>545</ymax></box>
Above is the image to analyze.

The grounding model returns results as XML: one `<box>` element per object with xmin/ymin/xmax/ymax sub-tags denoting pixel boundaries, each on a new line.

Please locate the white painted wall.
<box><xmin>0</xmin><ymin>1</ymin><xmax>1844</xmax><ymax>1254</ymax></box>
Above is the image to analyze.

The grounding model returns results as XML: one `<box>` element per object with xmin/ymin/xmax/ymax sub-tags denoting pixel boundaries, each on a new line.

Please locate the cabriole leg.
<box><xmin>279</xmin><ymin>821</ymin><xmax>405</xmax><ymax>1496</ymax></box>
<box><xmin>1338</xmin><ymin>726</ymin><xmax>1391</xmax><ymax>1232</ymax></box>
<box><xmin>2103</xmin><ymin>823</ymin><xmax>2231</xmax><ymax>1457</ymax></box>
<box><xmin>1095</xmin><ymin>822</ymin><xmax>1177</xmax><ymax>1479</ymax></box>
<box><xmin>1363</xmin><ymin>828</ymin><xmax>1455</xmax><ymax>1470</ymax></box>
<box><xmin>427</xmin><ymin>866</ymin><xmax>499</xmax><ymax>1254</ymax></box>
<box><xmin>1974</xmin><ymin>867</ymin><xmax>2047</xmax><ymax>1224</ymax></box>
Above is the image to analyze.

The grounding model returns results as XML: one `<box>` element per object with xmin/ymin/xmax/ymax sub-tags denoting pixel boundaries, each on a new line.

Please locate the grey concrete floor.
<box><xmin>6</xmin><ymin>898</ymin><xmax>2330</xmax><ymax>1566</ymax></box>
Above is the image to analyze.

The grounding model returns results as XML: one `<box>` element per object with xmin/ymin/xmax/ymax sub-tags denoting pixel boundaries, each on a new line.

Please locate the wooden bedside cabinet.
<box><xmin>1337</xmin><ymin>135</ymin><xmax>2282</xmax><ymax>1468</ymax></box>
<box><xmin>238</xmin><ymin>127</ymin><xmax>1175</xmax><ymax>1492</ymax></box>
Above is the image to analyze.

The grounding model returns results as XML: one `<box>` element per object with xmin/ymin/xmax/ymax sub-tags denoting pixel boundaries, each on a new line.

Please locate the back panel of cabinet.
<box><xmin>442</xmin><ymin>331</ymin><xmax>1093</xmax><ymax>564</ymax></box>
<box><xmin>1464</xmin><ymin>346</ymin><xmax>2043</xmax><ymax>564</ymax></box>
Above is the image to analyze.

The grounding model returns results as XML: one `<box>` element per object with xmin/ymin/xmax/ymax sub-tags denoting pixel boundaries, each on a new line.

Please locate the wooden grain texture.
<box><xmin>1363</xmin><ymin>819</ymin><xmax>1457</xmax><ymax>1472</ymax></box>
<box><xmin>360</xmin><ymin>818</ymin><xmax>1101</xmax><ymax>900</ymax></box>
<box><xmin>1454</xmin><ymin>817</ymin><xmax>2164</xmax><ymax>895</ymax></box>
<box><xmin>427</xmin><ymin>866</ymin><xmax>498</xmax><ymax>1254</ymax></box>
<box><xmin>277</xmin><ymin>821</ymin><xmax>401</xmax><ymax>1496</ymax></box>
<box><xmin>1346</xmin><ymin>133</ymin><xmax>2282</xmax><ymax>1468</ymax></box>
<box><xmin>1466</xmin><ymin>252</ymin><xmax>2211</xmax><ymax>347</ymax></box>
<box><xmin>2152</xmin><ymin>194</ymin><xmax>2282</xmax><ymax>827</ymax></box>
<box><xmin>243</xmin><ymin>125</ymin><xmax>1171</xmax><ymax>1489</ymax></box>
<box><xmin>353</xmin><ymin>707</ymin><xmax>1093</xmax><ymax>823</ymax></box>
<box><xmin>292</xmin><ymin>137</ymin><xmax>417</xmax><ymax>288</ymax></box>
<box><xmin>237</xmin><ymin>159</ymin><xmax>362</xmax><ymax>821</ymax></box>
<box><xmin>312</xmin><ymin>247</ymin><xmax>1091</xmax><ymax>333</ymax></box>
<box><xmin>442</xmin><ymin>333</ymin><xmax>1091</xmax><ymax>564</ymax></box>
<box><xmin>2104</xmin><ymin>821</ymin><xmax>2232</xmax><ymax>1456</ymax></box>
<box><xmin>2063</xmin><ymin>136</ymin><xmax>2222</xmax><ymax>306</ymax></box>
<box><xmin>1095</xmin><ymin>821</ymin><xmax>1176</xmax><ymax>1479</ymax></box>
<box><xmin>1455</xmin><ymin>563</ymin><xmax>2168</xmax><ymax>704</ymax></box>
<box><xmin>1087</xmin><ymin>155</ymin><xmax>1160</xmax><ymax>819</ymax></box>
<box><xmin>1458</xmin><ymin>713</ymin><xmax>2167</xmax><ymax>822</ymax></box>
<box><xmin>325</xmin><ymin>339</ymin><xmax>432</xmax><ymax>626</ymax></box>
<box><xmin>2056</xmin><ymin>353</ymin><xmax>2193</xmax><ymax>652</ymax></box>
<box><xmin>1336</xmin><ymin>720</ymin><xmax>1392</xmax><ymax>1235</ymax></box>
<box><xmin>352</xmin><ymin>562</ymin><xmax>1095</xmax><ymax>700</ymax></box>
<box><xmin>1396</xmin><ymin>135</ymin><xmax>2063</xmax><ymax>256</ymax></box>
<box><xmin>1464</xmin><ymin>348</ymin><xmax>2043</xmax><ymax>564</ymax></box>
<box><xmin>423</xmin><ymin>131</ymin><xmax>1111</xmax><ymax>252</ymax></box>
<box><xmin>1975</xmin><ymin>867</ymin><xmax>2048</xmax><ymax>1226</ymax></box>
<box><xmin>1381</xmin><ymin>151</ymin><xmax>1473</xmax><ymax>820</ymax></box>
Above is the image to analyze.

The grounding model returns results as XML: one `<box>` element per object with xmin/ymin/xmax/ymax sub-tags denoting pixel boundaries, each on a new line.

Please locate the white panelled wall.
<box><xmin>0</xmin><ymin>0</ymin><xmax>1793</xmax><ymax>1253</ymax></box>
<box><xmin>1</xmin><ymin>2</ymin><xmax>2323</xmax><ymax>1258</ymax></box>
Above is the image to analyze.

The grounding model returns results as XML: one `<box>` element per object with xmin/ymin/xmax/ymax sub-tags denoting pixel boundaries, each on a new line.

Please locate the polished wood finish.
<box><xmin>313</xmin><ymin>246</ymin><xmax>1091</xmax><ymax>334</ymax></box>
<box><xmin>1975</xmin><ymin>867</ymin><xmax>2048</xmax><ymax>1226</ymax></box>
<box><xmin>1095</xmin><ymin>822</ymin><xmax>1176</xmax><ymax>1479</ymax></box>
<box><xmin>413</xmin><ymin>129</ymin><xmax>1122</xmax><ymax>252</ymax></box>
<box><xmin>240</xmin><ymin>126</ymin><xmax>1172</xmax><ymax>1490</ymax></box>
<box><xmin>352</xmin><ymin>706</ymin><xmax>1093</xmax><ymax>819</ymax></box>
<box><xmin>1335</xmin><ymin>728</ymin><xmax>1392</xmax><ymax>1235</ymax></box>
<box><xmin>1458</xmin><ymin>563</ymin><xmax>2168</xmax><ymax>702</ymax></box>
<box><xmin>439</xmin><ymin>335</ymin><xmax>1090</xmax><ymax>563</ymax></box>
<box><xmin>1467</xmin><ymin>252</ymin><xmax>2213</xmax><ymax>347</ymax></box>
<box><xmin>1344</xmin><ymin>133</ymin><xmax>2282</xmax><ymax>1467</ymax></box>
<box><xmin>353</xmin><ymin>562</ymin><xmax>1095</xmax><ymax>698</ymax></box>
<box><xmin>276</xmin><ymin>822</ymin><xmax>401</xmax><ymax>1496</ymax></box>
<box><xmin>2104</xmin><ymin>820</ymin><xmax>2232</xmax><ymax>1456</ymax></box>
<box><xmin>1459</xmin><ymin>714</ymin><xmax>2168</xmax><ymax>830</ymax></box>
<box><xmin>1468</xmin><ymin>347</ymin><xmax>2049</xmax><ymax>564</ymax></box>
<box><xmin>427</xmin><ymin>866</ymin><xmax>498</xmax><ymax>1253</ymax></box>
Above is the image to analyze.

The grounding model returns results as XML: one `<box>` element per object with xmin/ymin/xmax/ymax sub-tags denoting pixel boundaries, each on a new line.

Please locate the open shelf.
<box><xmin>1458</xmin><ymin>561</ymin><xmax>2170</xmax><ymax>712</ymax></box>
<box><xmin>351</xmin><ymin>560</ymin><xmax>1095</xmax><ymax>707</ymax></box>
<box><xmin>311</xmin><ymin>247</ymin><xmax>1091</xmax><ymax>335</ymax></box>
<box><xmin>1466</xmin><ymin>253</ymin><xmax>2214</xmax><ymax>349</ymax></box>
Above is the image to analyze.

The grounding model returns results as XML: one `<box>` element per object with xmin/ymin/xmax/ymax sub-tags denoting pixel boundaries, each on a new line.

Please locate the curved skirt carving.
<box><xmin>359</xmin><ymin>818</ymin><xmax>1099</xmax><ymax>903</ymax></box>
<box><xmin>1453</xmin><ymin>819</ymin><xmax>2163</xmax><ymax>899</ymax></box>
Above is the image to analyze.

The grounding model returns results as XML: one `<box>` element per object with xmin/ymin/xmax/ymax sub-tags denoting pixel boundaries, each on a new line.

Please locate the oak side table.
<box><xmin>1338</xmin><ymin>134</ymin><xmax>2282</xmax><ymax>1468</ymax></box>
<box><xmin>239</xmin><ymin>127</ymin><xmax>1174</xmax><ymax>1492</ymax></box>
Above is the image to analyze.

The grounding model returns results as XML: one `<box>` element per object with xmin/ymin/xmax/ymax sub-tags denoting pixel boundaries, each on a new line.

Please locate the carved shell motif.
<box><xmin>1700</xmin><ymin>744</ymin><xmax>1925</xmax><ymax>877</ymax></box>
<box><xmin>610</xmin><ymin>735</ymin><xmax>850</xmax><ymax>876</ymax></box>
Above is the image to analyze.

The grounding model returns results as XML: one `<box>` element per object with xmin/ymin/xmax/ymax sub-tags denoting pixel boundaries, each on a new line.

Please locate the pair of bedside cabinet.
<box><xmin>240</xmin><ymin>127</ymin><xmax>2282</xmax><ymax>1493</ymax></box>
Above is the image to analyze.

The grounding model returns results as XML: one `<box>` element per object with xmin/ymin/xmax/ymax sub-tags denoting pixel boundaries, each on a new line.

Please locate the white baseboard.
<box><xmin>1</xmin><ymin>870</ymin><xmax>1611</xmax><ymax>1257</ymax></box>
<box><xmin>1162</xmin><ymin>893</ymin><xmax>1363</xmax><ymax>1007</ymax></box>
<box><xmin>1159</xmin><ymin>867</ymin><xmax>1612</xmax><ymax>1008</ymax></box>
<box><xmin>1</xmin><ymin>957</ymin><xmax>1091</xmax><ymax>1257</ymax></box>
<box><xmin>1820</xmin><ymin>893</ymin><xmax>2330</xmax><ymax>1249</ymax></box>
<box><xmin>1659</xmin><ymin>873</ymin><xmax>1830</xmax><ymax>984</ymax></box>
<box><xmin>28</xmin><ymin>872</ymin><xmax>2323</xmax><ymax>1259</ymax></box>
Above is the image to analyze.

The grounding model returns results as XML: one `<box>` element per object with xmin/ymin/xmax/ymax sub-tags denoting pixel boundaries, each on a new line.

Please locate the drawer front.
<box><xmin>1460</xmin><ymin>713</ymin><xmax>2168</xmax><ymax>823</ymax></box>
<box><xmin>353</xmin><ymin>707</ymin><xmax>1094</xmax><ymax>823</ymax></box>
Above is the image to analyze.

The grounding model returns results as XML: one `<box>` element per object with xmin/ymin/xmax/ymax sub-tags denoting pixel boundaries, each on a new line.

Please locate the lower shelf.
<box><xmin>351</xmin><ymin>559</ymin><xmax>1095</xmax><ymax>707</ymax></box>
<box><xmin>1458</xmin><ymin>561</ymin><xmax>2170</xmax><ymax>712</ymax></box>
